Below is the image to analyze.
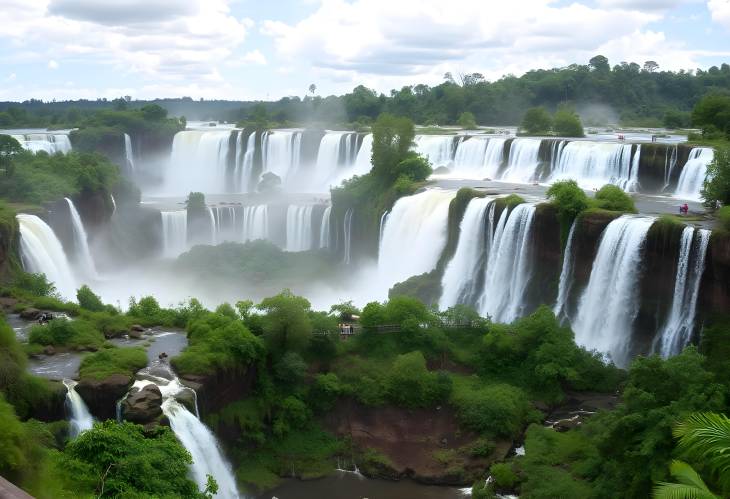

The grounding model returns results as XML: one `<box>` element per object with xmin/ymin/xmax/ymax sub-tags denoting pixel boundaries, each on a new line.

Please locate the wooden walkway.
<box><xmin>0</xmin><ymin>476</ymin><xmax>33</xmax><ymax>499</ymax></box>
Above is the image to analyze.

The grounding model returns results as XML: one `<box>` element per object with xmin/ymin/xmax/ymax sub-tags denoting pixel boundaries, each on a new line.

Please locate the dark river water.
<box><xmin>255</xmin><ymin>471</ymin><xmax>470</xmax><ymax>499</ymax></box>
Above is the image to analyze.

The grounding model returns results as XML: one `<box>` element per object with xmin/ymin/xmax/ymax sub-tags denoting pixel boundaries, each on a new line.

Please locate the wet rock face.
<box><xmin>76</xmin><ymin>374</ymin><xmax>131</xmax><ymax>421</ymax></box>
<box><xmin>122</xmin><ymin>384</ymin><xmax>163</xmax><ymax>423</ymax></box>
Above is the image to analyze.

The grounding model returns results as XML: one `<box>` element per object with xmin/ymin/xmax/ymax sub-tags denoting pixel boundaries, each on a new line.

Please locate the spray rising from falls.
<box><xmin>572</xmin><ymin>216</ymin><xmax>655</xmax><ymax>368</ymax></box>
<box><xmin>675</xmin><ymin>147</ymin><xmax>714</xmax><ymax>200</ymax></box>
<box><xmin>65</xmin><ymin>198</ymin><xmax>98</xmax><ymax>279</ymax></box>
<box><xmin>63</xmin><ymin>379</ymin><xmax>93</xmax><ymax>439</ymax></box>
<box><xmin>11</xmin><ymin>133</ymin><xmax>72</xmax><ymax>154</ymax></box>
<box><xmin>17</xmin><ymin>214</ymin><xmax>77</xmax><ymax>300</ymax></box>
<box><xmin>655</xmin><ymin>227</ymin><xmax>710</xmax><ymax>357</ymax></box>
<box><xmin>379</xmin><ymin>189</ymin><xmax>456</xmax><ymax>291</ymax></box>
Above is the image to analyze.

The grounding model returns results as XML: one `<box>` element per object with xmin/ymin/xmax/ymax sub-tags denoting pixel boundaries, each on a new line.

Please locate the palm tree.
<box><xmin>653</xmin><ymin>412</ymin><xmax>730</xmax><ymax>499</ymax></box>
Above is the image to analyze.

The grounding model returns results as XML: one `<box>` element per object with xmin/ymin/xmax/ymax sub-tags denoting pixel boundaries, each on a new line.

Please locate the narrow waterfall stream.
<box><xmin>65</xmin><ymin>197</ymin><xmax>98</xmax><ymax>279</ymax></box>
<box><xmin>17</xmin><ymin>213</ymin><xmax>78</xmax><ymax>299</ymax></box>
<box><xmin>161</xmin><ymin>210</ymin><xmax>188</xmax><ymax>258</ymax></box>
<box><xmin>675</xmin><ymin>147</ymin><xmax>714</xmax><ymax>200</ymax></box>
<box><xmin>63</xmin><ymin>379</ymin><xmax>94</xmax><ymax>439</ymax></box>
<box><xmin>285</xmin><ymin>205</ymin><xmax>315</xmax><ymax>251</ymax></box>
<box><xmin>572</xmin><ymin>216</ymin><xmax>655</xmax><ymax>367</ymax></box>
<box><xmin>655</xmin><ymin>227</ymin><xmax>710</xmax><ymax>357</ymax></box>
<box><xmin>124</xmin><ymin>133</ymin><xmax>135</xmax><ymax>171</ymax></box>
<box><xmin>553</xmin><ymin>220</ymin><xmax>578</xmax><ymax>322</ymax></box>
<box><xmin>319</xmin><ymin>206</ymin><xmax>332</xmax><ymax>249</ymax></box>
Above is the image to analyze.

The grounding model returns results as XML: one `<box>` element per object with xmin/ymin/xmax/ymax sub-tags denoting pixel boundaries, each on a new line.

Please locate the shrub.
<box><xmin>76</xmin><ymin>285</ymin><xmax>105</xmax><ymax>312</ymax></box>
<box><xmin>28</xmin><ymin>318</ymin><xmax>104</xmax><ymax>349</ymax></box>
<box><xmin>490</xmin><ymin>462</ymin><xmax>518</xmax><ymax>489</ymax></box>
<box><xmin>546</xmin><ymin>180</ymin><xmax>589</xmax><ymax>221</ymax></box>
<box><xmin>385</xmin><ymin>351</ymin><xmax>451</xmax><ymax>408</ymax></box>
<box><xmin>719</xmin><ymin>205</ymin><xmax>730</xmax><ymax>231</ymax></box>
<box><xmin>553</xmin><ymin>106</ymin><xmax>585</xmax><ymax>137</ymax></box>
<box><xmin>593</xmin><ymin>184</ymin><xmax>637</xmax><ymax>212</ymax></box>
<box><xmin>458</xmin><ymin>111</ymin><xmax>478</xmax><ymax>130</ymax></box>
<box><xmin>12</xmin><ymin>273</ymin><xmax>58</xmax><ymax>298</ymax></box>
<box><xmin>520</xmin><ymin>107</ymin><xmax>552</xmax><ymax>135</ymax></box>
<box><xmin>78</xmin><ymin>347</ymin><xmax>147</xmax><ymax>380</ymax></box>
<box><xmin>702</xmin><ymin>147</ymin><xmax>730</xmax><ymax>206</ymax></box>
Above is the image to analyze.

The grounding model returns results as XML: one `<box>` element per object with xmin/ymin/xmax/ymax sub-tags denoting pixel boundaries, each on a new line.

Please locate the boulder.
<box><xmin>122</xmin><ymin>384</ymin><xmax>163</xmax><ymax>423</ymax></box>
<box><xmin>76</xmin><ymin>374</ymin><xmax>131</xmax><ymax>420</ymax></box>
<box><xmin>42</xmin><ymin>345</ymin><xmax>56</xmax><ymax>356</ymax></box>
<box><xmin>130</xmin><ymin>324</ymin><xmax>145</xmax><ymax>332</ymax></box>
<box><xmin>128</xmin><ymin>329</ymin><xmax>143</xmax><ymax>339</ymax></box>
<box><xmin>20</xmin><ymin>307</ymin><xmax>41</xmax><ymax>320</ymax></box>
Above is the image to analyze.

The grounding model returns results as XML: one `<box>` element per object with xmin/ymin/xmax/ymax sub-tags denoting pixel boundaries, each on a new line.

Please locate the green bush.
<box><xmin>546</xmin><ymin>180</ymin><xmax>589</xmax><ymax>221</ymax></box>
<box><xmin>78</xmin><ymin>347</ymin><xmax>147</xmax><ymax>380</ymax></box>
<box><xmin>76</xmin><ymin>285</ymin><xmax>105</xmax><ymax>312</ymax></box>
<box><xmin>703</xmin><ymin>147</ymin><xmax>730</xmax><ymax>206</ymax></box>
<box><xmin>458</xmin><ymin>111</ymin><xmax>478</xmax><ymax>130</ymax></box>
<box><xmin>12</xmin><ymin>273</ymin><xmax>58</xmax><ymax>298</ymax></box>
<box><xmin>521</xmin><ymin>107</ymin><xmax>552</xmax><ymax>135</ymax></box>
<box><xmin>385</xmin><ymin>351</ymin><xmax>451</xmax><ymax>408</ymax></box>
<box><xmin>28</xmin><ymin>318</ymin><xmax>104</xmax><ymax>350</ymax></box>
<box><xmin>593</xmin><ymin>184</ymin><xmax>637</xmax><ymax>212</ymax></box>
<box><xmin>490</xmin><ymin>462</ymin><xmax>518</xmax><ymax>489</ymax></box>
<box><xmin>719</xmin><ymin>205</ymin><xmax>730</xmax><ymax>231</ymax></box>
<box><xmin>553</xmin><ymin>106</ymin><xmax>585</xmax><ymax>137</ymax></box>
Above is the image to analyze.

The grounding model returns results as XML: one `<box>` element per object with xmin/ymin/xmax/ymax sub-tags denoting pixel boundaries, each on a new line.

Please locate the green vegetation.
<box><xmin>692</xmin><ymin>93</ymin><xmax>730</xmax><ymax>139</ymax></box>
<box><xmin>520</xmin><ymin>105</ymin><xmax>584</xmax><ymax>137</ymax></box>
<box><xmin>457</xmin><ymin>111</ymin><xmax>478</xmax><ymax>129</ymax></box>
<box><xmin>520</xmin><ymin>107</ymin><xmax>552</xmax><ymax>135</ymax></box>
<box><xmin>593</xmin><ymin>184</ymin><xmax>637</xmax><ymax>212</ymax></box>
<box><xmin>553</xmin><ymin>106</ymin><xmax>585</xmax><ymax>137</ymax></box>
<box><xmin>77</xmin><ymin>347</ymin><xmax>147</xmax><ymax>380</ymax></box>
<box><xmin>28</xmin><ymin>318</ymin><xmax>105</xmax><ymax>350</ymax></box>
<box><xmin>76</xmin><ymin>285</ymin><xmax>106</xmax><ymax>312</ymax></box>
<box><xmin>718</xmin><ymin>205</ymin><xmax>730</xmax><ymax>231</ymax></box>
<box><xmin>702</xmin><ymin>147</ymin><xmax>730</xmax><ymax>207</ymax></box>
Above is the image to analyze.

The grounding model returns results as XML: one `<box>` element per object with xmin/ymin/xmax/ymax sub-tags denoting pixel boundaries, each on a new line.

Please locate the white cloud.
<box><xmin>48</xmin><ymin>60</ymin><xmax>59</xmax><ymax>69</ymax></box>
<box><xmin>242</xmin><ymin>49</ymin><xmax>267</xmax><ymax>65</ymax></box>
<box><xmin>0</xmin><ymin>0</ymin><xmax>252</xmax><ymax>84</ymax></box>
<box><xmin>708</xmin><ymin>0</ymin><xmax>730</xmax><ymax>28</ymax></box>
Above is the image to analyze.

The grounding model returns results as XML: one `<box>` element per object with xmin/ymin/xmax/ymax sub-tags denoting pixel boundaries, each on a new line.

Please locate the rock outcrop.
<box><xmin>76</xmin><ymin>374</ymin><xmax>131</xmax><ymax>421</ymax></box>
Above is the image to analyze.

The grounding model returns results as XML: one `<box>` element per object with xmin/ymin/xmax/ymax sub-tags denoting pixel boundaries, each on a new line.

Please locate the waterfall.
<box><xmin>553</xmin><ymin>220</ymin><xmax>577</xmax><ymax>322</ymax></box>
<box><xmin>64</xmin><ymin>198</ymin><xmax>98</xmax><ymax>279</ymax></box>
<box><xmin>261</xmin><ymin>130</ymin><xmax>302</xmax><ymax>183</ymax></box>
<box><xmin>343</xmin><ymin>208</ymin><xmax>354</xmax><ymax>264</ymax></box>
<box><xmin>207</xmin><ymin>207</ymin><xmax>217</xmax><ymax>245</ymax></box>
<box><xmin>439</xmin><ymin>197</ymin><xmax>494</xmax><ymax>309</ymax></box>
<box><xmin>110</xmin><ymin>194</ymin><xmax>117</xmax><ymax>215</ymax></box>
<box><xmin>211</xmin><ymin>207</ymin><xmax>239</xmax><ymax>243</ymax></box>
<box><xmin>501</xmin><ymin>138</ymin><xmax>541</xmax><ymax>182</ymax></box>
<box><xmin>572</xmin><ymin>216</ymin><xmax>654</xmax><ymax>367</ymax></box>
<box><xmin>241</xmin><ymin>205</ymin><xmax>268</xmax><ymax>242</ymax></box>
<box><xmin>166</xmin><ymin>130</ymin><xmax>231</xmax><ymax>194</ymax></box>
<box><xmin>655</xmin><ymin>227</ymin><xmax>710</xmax><ymax>357</ymax></box>
<box><xmin>414</xmin><ymin>135</ymin><xmax>455</xmax><ymax>168</ymax></box>
<box><xmin>312</xmin><ymin>132</ymin><xmax>348</xmax><ymax>189</ymax></box>
<box><xmin>63</xmin><ymin>379</ymin><xmax>93</xmax><ymax>438</ymax></box>
<box><xmin>161</xmin><ymin>210</ymin><xmax>188</xmax><ymax>258</ymax></box>
<box><xmin>378</xmin><ymin>210</ymin><xmax>390</xmax><ymax>248</ymax></box>
<box><xmin>451</xmin><ymin>138</ymin><xmax>489</xmax><ymax>177</ymax></box>
<box><xmin>676</xmin><ymin>147</ymin><xmax>714</xmax><ymax>200</ymax></box>
<box><xmin>11</xmin><ymin>133</ymin><xmax>72</xmax><ymax>154</ymax></box>
<box><xmin>239</xmin><ymin>132</ymin><xmax>256</xmax><ymax>192</ymax></box>
<box><xmin>663</xmin><ymin>145</ymin><xmax>678</xmax><ymax>190</ymax></box>
<box><xmin>128</xmin><ymin>363</ymin><xmax>239</xmax><ymax>498</ymax></box>
<box><xmin>476</xmin><ymin>203</ymin><xmax>537</xmax><ymax>323</ymax></box>
<box><xmin>17</xmin><ymin>214</ymin><xmax>77</xmax><ymax>299</ymax></box>
<box><xmin>352</xmin><ymin>134</ymin><xmax>373</xmax><ymax>177</ymax></box>
<box><xmin>483</xmin><ymin>138</ymin><xmax>507</xmax><ymax>178</ymax></box>
<box><xmin>378</xmin><ymin>189</ymin><xmax>456</xmax><ymax>289</ymax></box>
<box><xmin>285</xmin><ymin>205</ymin><xmax>315</xmax><ymax>251</ymax></box>
<box><xmin>548</xmin><ymin>141</ymin><xmax>635</xmax><ymax>190</ymax></box>
<box><xmin>319</xmin><ymin>206</ymin><xmax>332</xmax><ymax>249</ymax></box>
<box><xmin>124</xmin><ymin>133</ymin><xmax>135</xmax><ymax>171</ymax></box>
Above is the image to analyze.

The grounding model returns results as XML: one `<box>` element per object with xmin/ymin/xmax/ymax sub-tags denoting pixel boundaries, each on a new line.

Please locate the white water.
<box><xmin>414</xmin><ymin>135</ymin><xmax>455</xmax><ymax>168</ymax></box>
<box><xmin>675</xmin><ymin>147</ymin><xmax>714</xmax><ymax>200</ymax></box>
<box><xmin>351</xmin><ymin>133</ymin><xmax>373</xmax><ymax>177</ymax></box>
<box><xmin>11</xmin><ymin>133</ymin><xmax>72</xmax><ymax>154</ymax></box>
<box><xmin>656</xmin><ymin>227</ymin><xmax>710</xmax><ymax>357</ymax></box>
<box><xmin>378</xmin><ymin>189</ymin><xmax>456</xmax><ymax>291</ymax></box>
<box><xmin>548</xmin><ymin>141</ymin><xmax>636</xmax><ymax>190</ymax></box>
<box><xmin>63</xmin><ymin>379</ymin><xmax>93</xmax><ymax>438</ymax></box>
<box><xmin>343</xmin><ymin>208</ymin><xmax>354</xmax><ymax>264</ymax></box>
<box><xmin>286</xmin><ymin>205</ymin><xmax>315</xmax><ymax>251</ymax></box>
<box><xmin>64</xmin><ymin>198</ymin><xmax>98</xmax><ymax>280</ymax></box>
<box><xmin>501</xmin><ymin>138</ymin><xmax>542</xmax><ymax>182</ymax></box>
<box><xmin>439</xmin><ymin>197</ymin><xmax>494</xmax><ymax>309</ymax></box>
<box><xmin>572</xmin><ymin>216</ymin><xmax>654</xmax><ymax>367</ymax></box>
<box><xmin>17</xmin><ymin>213</ymin><xmax>77</xmax><ymax>299</ymax></box>
<box><xmin>161</xmin><ymin>210</ymin><xmax>188</xmax><ymax>258</ymax></box>
<box><xmin>241</xmin><ymin>205</ymin><xmax>268</xmax><ymax>242</ymax></box>
<box><xmin>124</xmin><ymin>133</ymin><xmax>135</xmax><ymax>171</ymax></box>
<box><xmin>311</xmin><ymin>132</ymin><xmax>348</xmax><ymax>190</ymax></box>
<box><xmin>553</xmin><ymin>221</ymin><xmax>577</xmax><ymax>322</ymax></box>
<box><xmin>319</xmin><ymin>206</ymin><xmax>332</xmax><ymax>249</ymax></box>
<box><xmin>261</xmin><ymin>130</ymin><xmax>302</xmax><ymax>183</ymax></box>
<box><xmin>238</xmin><ymin>132</ymin><xmax>256</xmax><ymax>192</ymax></box>
<box><xmin>476</xmin><ymin>203</ymin><xmax>537</xmax><ymax>323</ymax></box>
<box><xmin>167</xmin><ymin>130</ymin><xmax>232</xmax><ymax>194</ymax></box>
<box><xmin>110</xmin><ymin>194</ymin><xmax>117</xmax><ymax>215</ymax></box>
<box><xmin>211</xmin><ymin>206</ymin><xmax>239</xmax><ymax>243</ymax></box>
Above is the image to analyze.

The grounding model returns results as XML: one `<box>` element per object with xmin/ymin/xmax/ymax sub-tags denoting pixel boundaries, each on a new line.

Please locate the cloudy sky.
<box><xmin>1</xmin><ymin>0</ymin><xmax>729</xmax><ymax>102</ymax></box>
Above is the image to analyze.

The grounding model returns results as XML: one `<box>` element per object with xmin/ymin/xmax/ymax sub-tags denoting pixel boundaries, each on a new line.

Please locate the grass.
<box><xmin>28</xmin><ymin>318</ymin><xmax>104</xmax><ymax>350</ymax></box>
<box><xmin>78</xmin><ymin>346</ymin><xmax>147</xmax><ymax>380</ymax></box>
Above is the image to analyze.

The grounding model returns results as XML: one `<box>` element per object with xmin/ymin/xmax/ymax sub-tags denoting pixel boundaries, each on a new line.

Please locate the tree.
<box><xmin>308</xmin><ymin>83</ymin><xmax>317</xmax><ymax>96</ymax></box>
<box><xmin>520</xmin><ymin>107</ymin><xmax>552</xmax><ymax>135</ymax></box>
<box><xmin>140</xmin><ymin>104</ymin><xmax>167</xmax><ymax>121</ymax></box>
<box><xmin>76</xmin><ymin>285</ymin><xmax>106</xmax><ymax>312</ymax></box>
<box><xmin>644</xmin><ymin>61</ymin><xmax>659</xmax><ymax>73</ymax></box>
<box><xmin>702</xmin><ymin>147</ymin><xmax>730</xmax><ymax>206</ymax></box>
<box><xmin>546</xmin><ymin>180</ymin><xmax>589</xmax><ymax>221</ymax></box>
<box><xmin>664</xmin><ymin>110</ymin><xmax>691</xmax><ymax>129</ymax></box>
<box><xmin>553</xmin><ymin>106</ymin><xmax>585</xmax><ymax>137</ymax></box>
<box><xmin>257</xmin><ymin>290</ymin><xmax>312</xmax><ymax>355</ymax></box>
<box><xmin>185</xmin><ymin>192</ymin><xmax>206</xmax><ymax>213</ymax></box>
<box><xmin>692</xmin><ymin>94</ymin><xmax>730</xmax><ymax>138</ymax></box>
<box><xmin>370</xmin><ymin>113</ymin><xmax>416</xmax><ymax>181</ymax></box>
<box><xmin>589</xmin><ymin>55</ymin><xmax>610</xmax><ymax>72</ymax></box>
<box><xmin>0</xmin><ymin>135</ymin><xmax>23</xmax><ymax>176</ymax></box>
<box><xmin>458</xmin><ymin>111</ymin><xmax>478</xmax><ymax>129</ymax></box>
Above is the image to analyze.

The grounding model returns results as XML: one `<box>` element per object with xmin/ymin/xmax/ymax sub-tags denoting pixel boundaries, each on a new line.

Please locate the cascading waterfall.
<box><xmin>161</xmin><ymin>210</ymin><xmax>188</xmax><ymax>258</ymax></box>
<box><xmin>439</xmin><ymin>197</ymin><xmax>494</xmax><ymax>309</ymax></box>
<box><xmin>655</xmin><ymin>227</ymin><xmax>710</xmax><ymax>357</ymax></box>
<box><xmin>351</xmin><ymin>134</ymin><xmax>373</xmax><ymax>177</ymax></box>
<box><xmin>11</xmin><ymin>133</ymin><xmax>72</xmax><ymax>154</ymax></box>
<box><xmin>110</xmin><ymin>194</ymin><xmax>117</xmax><ymax>215</ymax></box>
<box><xmin>553</xmin><ymin>220</ymin><xmax>577</xmax><ymax>322</ymax></box>
<box><xmin>17</xmin><ymin>214</ymin><xmax>77</xmax><ymax>299</ymax></box>
<box><xmin>124</xmin><ymin>133</ymin><xmax>135</xmax><ymax>171</ymax></box>
<box><xmin>378</xmin><ymin>210</ymin><xmax>390</xmax><ymax>248</ymax></box>
<box><xmin>127</xmin><ymin>363</ymin><xmax>239</xmax><ymax>498</ymax></box>
<box><xmin>663</xmin><ymin>145</ymin><xmax>678</xmax><ymax>190</ymax></box>
<box><xmin>501</xmin><ymin>139</ymin><xmax>541</xmax><ymax>182</ymax></box>
<box><xmin>311</xmin><ymin>131</ymin><xmax>349</xmax><ymax>190</ymax></box>
<box><xmin>167</xmin><ymin>130</ymin><xmax>231</xmax><ymax>194</ymax></box>
<box><xmin>451</xmin><ymin>138</ymin><xmax>488</xmax><ymax>176</ymax></box>
<box><xmin>285</xmin><ymin>205</ymin><xmax>315</xmax><ymax>251</ymax></box>
<box><xmin>63</xmin><ymin>379</ymin><xmax>93</xmax><ymax>438</ymax></box>
<box><xmin>65</xmin><ymin>198</ymin><xmax>98</xmax><ymax>279</ymax></box>
<box><xmin>238</xmin><ymin>132</ymin><xmax>257</xmax><ymax>192</ymax></box>
<box><xmin>548</xmin><ymin>141</ymin><xmax>636</xmax><ymax>190</ymax></box>
<box><xmin>342</xmin><ymin>208</ymin><xmax>354</xmax><ymax>264</ymax></box>
<box><xmin>207</xmin><ymin>208</ymin><xmax>217</xmax><ymax>245</ymax></box>
<box><xmin>241</xmin><ymin>205</ymin><xmax>268</xmax><ymax>242</ymax></box>
<box><xmin>211</xmin><ymin>207</ymin><xmax>239</xmax><ymax>243</ymax></box>
<box><xmin>572</xmin><ymin>216</ymin><xmax>655</xmax><ymax>367</ymax></box>
<box><xmin>378</xmin><ymin>189</ymin><xmax>456</xmax><ymax>289</ymax></box>
<box><xmin>675</xmin><ymin>147</ymin><xmax>714</xmax><ymax>200</ymax></box>
<box><xmin>319</xmin><ymin>206</ymin><xmax>332</xmax><ymax>249</ymax></box>
<box><xmin>476</xmin><ymin>203</ymin><xmax>537</xmax><ymax>323</ymax></box>
<box><xmin>414</xmin><ymin>135</ymin><xmax>456</xmax><ymax>168</ymax></box>
<box><xmin>261</xmin><ymin>130</ymin><xmax>302</xmax><ymax>182</ymax></box>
